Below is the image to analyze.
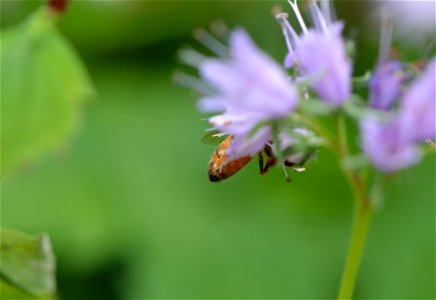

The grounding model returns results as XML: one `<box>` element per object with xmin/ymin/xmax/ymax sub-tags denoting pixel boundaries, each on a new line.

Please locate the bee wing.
<box><xmin>201</xmin><ymin>129</ymin><xmax>228</xmax><ymax>146</ymax></box>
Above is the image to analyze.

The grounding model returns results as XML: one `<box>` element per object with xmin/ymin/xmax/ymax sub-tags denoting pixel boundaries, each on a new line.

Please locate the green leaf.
<box><xmin>0</xmin><ymin>228</ymin><xmax>56</xmax><ymax>298</ymax></box>
<box><xmin>1</xmin><ymin>7</ymin><xmax>94</xmax><ymax>175</ymax></box>
<box><xmin>0</xmin><ymin>279</ymin><xmax>41</xmax><ymax>299</ymax></box>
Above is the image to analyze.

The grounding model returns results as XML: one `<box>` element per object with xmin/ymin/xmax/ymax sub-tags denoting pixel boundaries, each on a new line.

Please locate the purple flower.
<box><xmin>197</xmin><ymin>29</ymin><xmax>298</xmax><ymax>160</ymax></box>
<box><xmin>275</xmin><ymin>0</ymin><xmax>352</xmax><ymax>106</ymax></box>
<box><xmin>361</xmin><ymin>117</ymin><xmax>421</xmax><ymax>172</ymax></box>
<box><xmin>296</xmin><ymin>23</ymin><xmax>352</xmax><ymax>105</ymax></box>
<box><xmin>368</xmin><ymin>12</ymin><xmax>405</xmax><ymax>111</ymax></box>
<box><xmin>369</xmin><ymin>61</ymin><xmax>404</xmax><ymax>110</ymax></box>
<box><xmin>361</xmin><ymin>59</ymin><xmax>435</xmax><ymax>172</ymax></box>
<box><xmin>398</xmin><ymin>59</ymin><xmax>436</xmax><ymax>141</ymax></box>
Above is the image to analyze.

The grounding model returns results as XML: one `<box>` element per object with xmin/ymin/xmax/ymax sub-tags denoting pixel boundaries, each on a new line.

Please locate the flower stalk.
<box><xmin>337</xmin><ymin>195</ymin><xmax>373</xmax><ymax>299</ymax></box>
<box><xmin>336</xmin><ymin>112</ymin><xmax>373</xmax><ymax>299</ymax></box>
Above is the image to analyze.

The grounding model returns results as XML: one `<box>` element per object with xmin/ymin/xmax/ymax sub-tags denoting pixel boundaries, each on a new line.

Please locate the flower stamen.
<box><xmin>288</xmin><ymin>0</ymin><xmax>308</xmax><ymax>33</ymax></box>
<box><xmin>275</xmin><ymin>12</ymin><xmax>300</xmax><ymax>53</ymax></box>
<box><xmin>309</xmin><ymin>0</ymin><xmax>328</xmax><ymax>33</ymax></box>
<box><xmin>282</xmin><ymin>161</ymin><xmax>292</xmax><ymax>182</ymax></box>
<box><xmin>378</xmin><ymin>10</ymin><xmax>394</xmax><ymax>64</ymax></box>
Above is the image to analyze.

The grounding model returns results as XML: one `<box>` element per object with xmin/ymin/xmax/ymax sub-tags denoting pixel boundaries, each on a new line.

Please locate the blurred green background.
<box><xmin>1</xmin><ymin>0</ymin><xmax>435</xmax><ymax>299</ymax></box>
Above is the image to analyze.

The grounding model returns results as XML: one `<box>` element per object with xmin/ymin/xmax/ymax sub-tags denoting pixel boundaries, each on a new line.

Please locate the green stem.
<box><xmin>336</xmin><ymin>112</ymin><xmax>349</xmax><ymax>157</ymax></box>
<box><xmin>335</xmin><ymin>112</ymin><xmax>373</xmax><ymax>299</ymax></box>
<box><xmin>337</xmin><ymin>198</ymin><xmax>373</xmax><ymax>299</ymax></box>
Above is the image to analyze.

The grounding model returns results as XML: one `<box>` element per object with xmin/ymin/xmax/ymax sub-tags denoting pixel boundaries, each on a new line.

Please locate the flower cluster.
<box><xmin>359</xmin><ymin>8</ymin><xmax>435</xmax><ymax>172</ymax></box>
<box><xmin>362</xmin><ymin>60</ymin><xmax>435</xmax><ymax>172</ymax></box>
<box><xmin>179</xmin><ymin>0</ymin><xmax>435</xmax><ymax>180</ymax></box>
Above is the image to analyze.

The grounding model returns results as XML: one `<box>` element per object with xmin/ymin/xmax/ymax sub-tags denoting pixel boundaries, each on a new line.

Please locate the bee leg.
<box><xmin>258</xmin><ymin>146</ymin><xmax>278</xmax><ymax>175</ymax></box>
<box><xmin>258</xmin><ymin>152</ymin><xmax>265</xmax><ymax>174</ymax></box>
<box><xmin>261</xmin><ymin>157</ymin><xmax>277</xmax><ymax>175</ymax></box>
<box><xmin>264</xmin><ymin>144</ymin><xmax>273</xmax><ymax>157</ymax></box>
<box><xmin>264</xmin><ymin>157</ymin><xmax>277</xmax><ymax>173</ymax></box>
<box><xmin>284</xmin><ymin>161</ymin><xmax>295</xmax><ymax>167</ymax></box>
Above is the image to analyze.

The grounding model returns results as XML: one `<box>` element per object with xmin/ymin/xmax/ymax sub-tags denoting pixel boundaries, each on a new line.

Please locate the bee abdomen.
<box><xmin>208</xmin><ymin>156</ymin><xmax>252</xmax><ymax>182</ymax></box>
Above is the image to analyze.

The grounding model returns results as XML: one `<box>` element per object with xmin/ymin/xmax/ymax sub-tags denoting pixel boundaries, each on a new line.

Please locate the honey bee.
<box><xmin>208</xmin><ymin>135</ymin><xmax>296</xmax><ymax>182</ymax></box>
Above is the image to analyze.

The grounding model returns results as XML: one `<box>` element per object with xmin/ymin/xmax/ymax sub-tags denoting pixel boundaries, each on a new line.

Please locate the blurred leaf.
<box><xmin>1</xmin><ymin>7</ymin><xmax>94</xmax><ymax>175</ymax></box>
<box><xmin>343</xmin><ymin>94</ymin><xmax>393</xmax><ymax>121</ymax></box>
<box><xmin>0</xmin><ymin>279</ymin><xmax>51</xmax><ymax>299</ymax></box>
<box><xmin>342</xmin><ymin>95</ymin><xmax>368</xmax><ymax>119</ymax></box>
<box><xmin>299</xmin><ymin>97</ymin><xmax>336</xmax><ymax>116</ymax></box>
<box><xmin>0</xmin><ymin>228</ymin><xmax>56</xmax><ymax>298</ymax></box>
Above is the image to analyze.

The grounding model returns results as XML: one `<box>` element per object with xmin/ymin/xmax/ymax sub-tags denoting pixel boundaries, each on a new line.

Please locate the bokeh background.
<box><xmin>1</xmin><ymin>0</ymin><xmax>435</xmax><ymax>299</ymax></box>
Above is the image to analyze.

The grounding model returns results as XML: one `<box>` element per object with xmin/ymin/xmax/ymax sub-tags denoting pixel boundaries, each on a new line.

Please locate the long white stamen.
<box><xmin>378</xmin><ymin>10</ymin><xmax>394</xmax><ymax>64</ymax></box>
<box><xmin>320</xmin><ymin>0</ymin><xmax>333</xmax><ymax>24</ymax></box>
<box><xmin>277</xmin><ymin>14</ymin><xmax>294</xmax><ymax>53</ymax></box>
<box><xmin>275</xmin><ymin>12</ymin><xmax>300</xmax><ymax>52</ymax></box>
<box><xmin>309</xmin><ymin>1</ymin><xmax>328</xmax><ymax>33</ymax></box>
<box><xmin>288</xmin><ymin>0</ymin><xmax>308</xmax><ymax>33</ymax></box>
<box><xmin>194</xmin><ymin>28</ymin><xmax>229</xmax><ymax>57</ymax></box>
<box><xmin>282</xmin><ymin>161</ymin><xmax>292</xmax><ymax>182</ymax></box>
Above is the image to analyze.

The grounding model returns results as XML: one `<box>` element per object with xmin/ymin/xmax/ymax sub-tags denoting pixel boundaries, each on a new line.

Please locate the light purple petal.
<box><xmin>399</xmin><ymin>59</ymin><xmax>436</xmax><ymax>141</ymax></box>
<box><xmin>295</xmin><ymin>22</ymin><xmax>352</xmax><ymax>106</ymax></box>
<box><xmin>369</xmin><ymin>61</ymin><xmax>403</xmax><ymax>110</ymax></box>
<box><xmin>226</xmin><ymin>127</ymin><xmax>272</xmax><ymax>160</ymax></box>
<box><xmin>284</xmin><ymin>52</ymin><xmax>294</xmax><ymax>69</ymax></box>
<box><xmin>199</xmin><ymin>60</ymin><xmax>241</xmax><ymax>93</ymax></box>
<box><xmin>361</xmin><ymin>118</ymin><xmax>422</xmax><ymax>172</ymax></box>
<box><xmin>197</xmin><ymin>96</ymin><xmax>227</xmax><ymax>112</ymax></box>
<box><xmin>208</xmin><ymin>110</ymin><xmax>265</xmax><ymax>136</ymax></box>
